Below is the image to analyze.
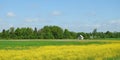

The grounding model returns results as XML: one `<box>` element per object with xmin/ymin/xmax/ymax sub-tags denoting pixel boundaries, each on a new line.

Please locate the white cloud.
<box><xmin>79</xmin><ymin>24</ymin><xmax>101</xmax><ymax>28</ymax></box>
<box><xmin>93</xmin><ymin>24</ymin><xmax>101</xmax><ymax>28</ymax></box>
<box><xmin>9</xmin><ymin>24</ymin><xmax>14</xmax><ymax>27</ymax></box>
<box><xmin>109</xmin><ymin>20</ymin><xmax>120</xmax><ymax>24</ymax></box>
<box><xmin>25</xmin><ymin>18</ymin><xmax>50</xmax><ymax>24</ymax></box>
<box><xmin>25</xmin><ymin>18</ymin><xmax>39</xmax><ymax>22</ymax></box>
<box><xmin>7</xmin><ymin>12</ymin><xmax>16</xmax><ymax>17</ymax></box>
<box><xmin>52</xmin><ymin>11</ymin><xmax>61</xmax><ymax>16</ymax></box>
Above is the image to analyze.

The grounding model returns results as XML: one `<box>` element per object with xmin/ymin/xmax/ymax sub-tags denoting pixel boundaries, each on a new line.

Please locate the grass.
<box><xmin>0</xmin><ymin>39</ymin><xmax>116</xmax><ymax>49</ymax></box>
<box><xmin>0</xmin><ymin>39</ymin><xmax>120</xmax><ymax>60</ymax></box>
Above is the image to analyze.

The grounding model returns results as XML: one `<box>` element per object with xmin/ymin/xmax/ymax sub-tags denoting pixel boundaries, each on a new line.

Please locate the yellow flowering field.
<box><xmin>0</xmin><ymin>43</ymin><xmax>120</xmax><ymax>60</ymax></box>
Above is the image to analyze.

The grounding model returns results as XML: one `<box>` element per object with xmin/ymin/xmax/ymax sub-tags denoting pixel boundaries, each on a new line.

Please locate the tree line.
<box><xmin>0</xmin><ymin>25</ymin><xmax>120</xmax><ymax>39</ymax></box>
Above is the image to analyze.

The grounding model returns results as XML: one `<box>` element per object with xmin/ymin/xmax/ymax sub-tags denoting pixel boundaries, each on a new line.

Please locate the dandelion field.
<box><xmin>0</xmin><ymin>39</ymin><xmax>120</xmax><ymax>60</ymax></box>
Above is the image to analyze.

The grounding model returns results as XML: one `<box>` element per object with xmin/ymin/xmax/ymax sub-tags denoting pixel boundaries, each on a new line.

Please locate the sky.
<box><xmin>0</xmin><ymin>0</ymin><xmax>120</xmax><ymax>32</ymax></box>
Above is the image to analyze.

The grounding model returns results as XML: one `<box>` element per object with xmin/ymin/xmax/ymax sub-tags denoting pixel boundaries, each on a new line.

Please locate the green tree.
<box><xmin>15</xmin><ymin>28</ymin><xmax>21</xmax><ymax>39</ymax></box>
<box><xmin>105</xmin><ymin>31</ymin><xmax>113</xmax><ymax>38</ymax></box>
<box><xmin>63</xmin><ymin>29</ymin><xmax>72</xmax><ymax>39</ymax></box>
<box><xmin>33</xmin><ymin>27</ymin><xmax>38</xmax><ymax>39</ymax></box>
<box><xmin>9</xmin><ymin>27</ymin><xmax>15</xmax><ymax>39</ymax></box>
<box><xmin>1</xmin><ymin>29</ymin><xmax>10</xmax><ymax>39</ymax></box>
<box><xmin>1</xmin><ymin>29</ymin><xmax>6</xmax><ymax>38</ymax></box>
<box><xmin>40</xmin><ymin>26</ymin><xmax>54</xmax><ymax>39</ymax></box>
<box><xmin>50</xmin><ymin>26</ymin><xmax>63</xmax><ymax>39</ymax></box>
<box><xmin>92</xmin><ymin>28</ymin><xmax>97</xmax><ymax>39</ymax></box>
<box><xmin>69</xmin><ymin>32</ymin><xmax>77</xmax><ymax>39</ymax></box>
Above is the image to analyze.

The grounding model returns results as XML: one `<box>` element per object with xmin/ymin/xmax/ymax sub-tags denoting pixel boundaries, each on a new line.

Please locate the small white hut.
<box><xmin>78</xmin><ymin>35</ymin><xmax>84</xmax><ymax>40</ymax></box>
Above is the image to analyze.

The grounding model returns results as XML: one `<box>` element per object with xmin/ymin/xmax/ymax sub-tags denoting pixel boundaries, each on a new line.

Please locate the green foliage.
<box><xmin>40</xmin><ymin>26</ymin><xmax>54</xmax><ymax>39</ymax></box>
<box><xmin>92</xmin><ymin>28</ymin><xmax>97</xmax><ymax>39</ymax></box>
<box><xmin>50</xmin><ymin>26</ymin><xmax>63</xmax><ymax>39</ymax></box>
<box><xmin>0</xmin><ymin>39</ymin><xmax>114</xmax><ymax>49</ymax></box>
<box><xmin>0</xmin><ymin>26</ymin><xmax>120</xmax><ymax>39</ymax></box>
<box><xmin>63</xmin><ymin>29</ymin><xmax>72</xmax><ymax>39</ymax></box>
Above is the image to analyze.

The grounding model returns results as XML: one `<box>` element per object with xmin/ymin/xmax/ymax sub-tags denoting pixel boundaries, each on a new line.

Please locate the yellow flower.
<box><xmin>0</xmin><ymin>43</ymin><xmax>120</xmax><ymax>60</ymax></box>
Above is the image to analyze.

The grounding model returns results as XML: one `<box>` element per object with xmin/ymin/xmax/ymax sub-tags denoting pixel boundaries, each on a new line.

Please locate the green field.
<box><xmin>0</xmin><ymin>39</ymin><xmax>120</xmax><ymax>49</ymax></box>
<box><xmin>0</xmin><ymin>39</ymin><xmax>120</xmax><ymax>60</ymax></box>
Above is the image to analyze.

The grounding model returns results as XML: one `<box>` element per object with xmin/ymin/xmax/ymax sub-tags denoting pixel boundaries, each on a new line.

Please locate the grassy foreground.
<box><xmin>0</xmin><ymin>39</ymin><xmax>115</xmax><ymax>49</ymax></box>
<box><xmin>0</xmin><ymin>39</ymin><xmax>120</xmax><ymax>60</ymax></box>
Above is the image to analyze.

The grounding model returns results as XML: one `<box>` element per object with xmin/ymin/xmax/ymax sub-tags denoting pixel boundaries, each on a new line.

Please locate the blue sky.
<box><xmin>0</xmin><ymin>0</ymin><xmax>120</xmax><ymax>32</ymax></box>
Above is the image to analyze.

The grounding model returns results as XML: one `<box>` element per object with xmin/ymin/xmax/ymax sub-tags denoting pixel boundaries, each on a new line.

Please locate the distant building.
<box><xmin>78</xmin><ymin>35</ymin><xmax>84</xmax><ymax>40</ymax></box>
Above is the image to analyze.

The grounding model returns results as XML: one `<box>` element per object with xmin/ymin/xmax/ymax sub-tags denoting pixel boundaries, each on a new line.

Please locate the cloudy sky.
<box><xmin>0</xmin><ymin>0</ymin><xmax>120</xmax><ymax>32</ymax></box>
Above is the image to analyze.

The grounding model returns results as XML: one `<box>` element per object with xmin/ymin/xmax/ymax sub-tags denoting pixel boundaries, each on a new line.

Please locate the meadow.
<box><xmin>0</xmin><ymin>39</ymin><xmax>120</xmax><ymax>60</ymax></box>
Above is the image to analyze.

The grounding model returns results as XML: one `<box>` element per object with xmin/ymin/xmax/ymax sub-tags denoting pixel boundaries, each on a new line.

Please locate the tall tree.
<box><xmin>63</xmin><ymin>29</ymin><xmax>72</xmax><ymax>39</ymax></box>
<box><xmin>105</xmin><ymin>31</ymin><xmax>113</xmax><ymax>38</ymax></box>
<box><xmin>9</xmin><ymin>27</ymin><xmax>15</xmax><ymax>38</ymax></box>
<box><xmin>40</xmin><ymin>26</ymin><xmax>54</xmax><ymax>39</ymax></box>
<box><xmin>92</xmin><ymin>28</ymin><xmax>97</xmax><ymax>39</ymax></box>
<box><xmin>50</xmin><ymin>26</ymin><xmax>63</xmax><ymax>39</ymax></box>
<box><xmin>33</xmin><ymin>27</ymin><xmax>38</xmax><ymax>38</ymax></box>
